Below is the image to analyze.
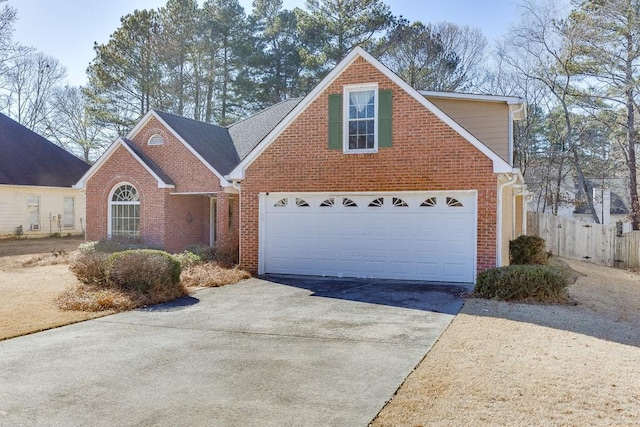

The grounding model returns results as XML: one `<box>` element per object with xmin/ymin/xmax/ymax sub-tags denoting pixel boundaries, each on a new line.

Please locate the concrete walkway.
<box><xmin>0</xmin><ymin>276</ymin><xmax>469</xmax><ymax>427</ymax></box>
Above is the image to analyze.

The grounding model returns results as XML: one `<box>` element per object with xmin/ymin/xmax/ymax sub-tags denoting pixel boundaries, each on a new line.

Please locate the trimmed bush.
<box><xmin>173</xmin><ymin>250</ymin><xmax>203</xmax><ymax>269</ymax></box>
<box><xmin>474</xmin><ymin>265</ymin><xmax>569</xmax><ymax>302</ymax></box>
<box><xmin>510</xmin><ymin>235</ymin><xmax>551</xmax><ymax>265</ymax></box>
<box><xmin>69</xmin><ymin>250</ymin><xmax>110</xmax><ymax>285</ymax></box>
<box><xmin>107</xmin><ymin>249</ymin><xmax>181</xmax><ymax>293</ymax></box>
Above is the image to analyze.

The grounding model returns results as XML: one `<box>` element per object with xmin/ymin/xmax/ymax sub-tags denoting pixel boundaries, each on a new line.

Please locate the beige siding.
<box><xmin>500</xmin><ymin>184</ymin><xmax>515</xmax><ymax>266</ymax></box>
<box><xmin>515</xmin><ymin>194</ymin><xmax>524</xmax><ymax>236</ymax></box>
<box><xmin>0</xmin><ymin>185</ymin><xmax>86</xmax><ymax>238</ymax></box>
<box><xmin>427</xmin><ymin>97</ymin><xmax>510</xmax><ymax>162</ymax></box>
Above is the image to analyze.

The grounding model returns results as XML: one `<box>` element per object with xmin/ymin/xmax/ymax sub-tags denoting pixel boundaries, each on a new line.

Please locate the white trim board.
<box><xmin>73</xmin><ymin>138</ymin><xmax>174</xmax><ymax>189</ymax></box>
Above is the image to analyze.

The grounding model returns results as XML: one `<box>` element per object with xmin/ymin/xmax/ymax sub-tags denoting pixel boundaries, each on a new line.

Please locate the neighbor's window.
<box><xmin>63</xmin><ymin>196</ymin><xmax>75</xmax><ymax>228</ymax></box>
<box><xmin>27</xmin><ymin>196</ymin><xmax>40</xmax><ymax>229</ymax></box>
<box><xmin>345</xmin><ymin>85</ymin><xmax>377</xmax><ymax>152</ymax></box>
<box><xmin>110</xmin><ymin>184</ymin><xmax>140</xmax><ymax>238</ymax></box>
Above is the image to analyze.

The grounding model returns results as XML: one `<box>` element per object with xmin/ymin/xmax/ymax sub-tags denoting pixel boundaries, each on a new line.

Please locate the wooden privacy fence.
<box><xmin>527</xmin><ymin>212</ymin><xmax>640</xmax><ymax>268</ymax></box>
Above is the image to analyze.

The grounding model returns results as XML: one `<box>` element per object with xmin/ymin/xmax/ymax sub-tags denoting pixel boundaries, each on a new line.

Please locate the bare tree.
<box><xmin>498</xmin><ymin>0</ymin><xmax>600</xmax><ymax>222</ymax></box>
<box><xmin>0</xmin><ymin>0</ymin><xmax>17</xmax><ymax>67</ymax></box>
<box><xmin>1</xmin><ymin>52</ymin><xmax>66</xmax><ymax>133</ymax></box>
<box><xmin>45</xmin><ymin>86</ymin><xmax>113</xmax><ymax>163</ymax></box>
<box><xmin>568</xmin><ymin>0</ymin><xmax>640</xmax><ymax>229</ymax></box>
<box><xmin>430</xmin><ymin>22</ymin><xmax>488</xmax><ymax>91</ymax></box>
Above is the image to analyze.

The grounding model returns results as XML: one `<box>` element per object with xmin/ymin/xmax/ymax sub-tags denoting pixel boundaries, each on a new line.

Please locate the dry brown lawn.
<box><xmin>372</xmin><ymin>258</ymin><xmax>640</xmax><ymax>426</ymax></box>
<box><xmin>0</xmin><ymin>237</ymin><xmax>112</xmax><ymax>341</ymax></box>
<box><xmin>0</xmin><ymin>237</ymin><xmax>250</xmax><ymax>341</ymax></box>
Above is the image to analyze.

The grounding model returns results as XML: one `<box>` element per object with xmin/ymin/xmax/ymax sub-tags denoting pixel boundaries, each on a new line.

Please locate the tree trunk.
<box><xmin>626</xmin><ymin>33</ymin><xmax>640</xmax><ymax>229</ymax></box>
<box><xmin>563</xmin><ymin>100</ymin><xmax>600</xmax><ymax>223</ymax></box>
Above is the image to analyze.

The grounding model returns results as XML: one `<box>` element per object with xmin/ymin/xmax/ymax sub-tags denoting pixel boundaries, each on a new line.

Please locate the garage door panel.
<box><xmin>443</xmin><ymin>263</ymin><xmax>469</xmax><ymax>281</ymax></box>
<box><xmin>262</xmin><ymin>192</ymin><xmax>476</xmax><ymax>283</ymax></box>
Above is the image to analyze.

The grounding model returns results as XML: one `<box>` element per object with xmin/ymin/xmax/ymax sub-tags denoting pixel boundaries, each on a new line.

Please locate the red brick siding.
<box><xmin>85</xmin><ymin>145</ymin><xmax>167</xmax><ymax>248</ymax></box>
<box><xmin>130</xmin><ymin>117</ymin><xmax>222</xmax><ymax>194</ymax></box>
<box><xmin>240</xmin><ymin>58</ymin><xmax>498</xmax><ymax>274</ymax></box>
<box><xmin>86</xmin><ymin>116</ymin><xmax>241</xmax><ymax>252</ymax></box>
<box><xmin>163</xmin><ymin>194</ymin><xmax>209</xmax><ymax>253</ymax></box>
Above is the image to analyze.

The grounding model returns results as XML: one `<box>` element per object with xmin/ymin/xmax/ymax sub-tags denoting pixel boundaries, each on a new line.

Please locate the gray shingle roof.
<box><xmin>151</xmin><ymin>98</ymin><xmax>302</xmax><ymax>176</ymax></box>
<box><xmin>0</xmin><ymin>113</ymin><xmax>89</xmax><ymax>187</ymax></box>
<box><xmin>121</xmin><ymin>138</ymin><xmax>175</xmax><ymax>186</ymax></box>
<box><xmin>229</xmin><ymin>98</ymin><xmax>302</xmax><ymax>160</ymax></box>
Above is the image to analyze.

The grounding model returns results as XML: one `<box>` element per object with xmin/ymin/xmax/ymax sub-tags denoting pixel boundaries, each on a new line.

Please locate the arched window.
<box><xmin>109</xmin><ymin>183</ymin><xmax>140</xmax><ymax>238</ymax></box>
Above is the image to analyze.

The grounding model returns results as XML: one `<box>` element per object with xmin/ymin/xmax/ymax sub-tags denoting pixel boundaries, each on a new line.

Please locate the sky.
<box><xmin>8</xmin><ymin>0</ymin><xmax>520</xmax><ymax>87</ymax></box>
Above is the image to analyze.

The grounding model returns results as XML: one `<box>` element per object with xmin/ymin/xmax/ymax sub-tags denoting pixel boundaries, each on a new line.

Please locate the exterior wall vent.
<box><xmin>148</xmin><ymin>134</ymin><xmax>164</xmax><ymax>146</ymax></box>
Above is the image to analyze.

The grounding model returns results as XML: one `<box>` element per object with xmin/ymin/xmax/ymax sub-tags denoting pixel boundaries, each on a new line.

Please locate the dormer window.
<box><xmin>148</xmin><ymin>133</ymin><xmax>164</xmax><ymax>146</ymax></box>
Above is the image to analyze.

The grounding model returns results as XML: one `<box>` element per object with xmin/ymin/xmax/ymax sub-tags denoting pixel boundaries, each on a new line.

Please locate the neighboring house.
<box><xmin>528</xmin><ymin>171</ymin><xmax>632</xmax><ymax>232</ymax></box>
<box><xmin>0</xmin><ymin>113</ymin><xmax>89</xmax><ymax>239</ymax></box>
<box><xmin>76</xmin><ymin>47</ymin><xmax>527</xmax><ymax>283</ymax></box>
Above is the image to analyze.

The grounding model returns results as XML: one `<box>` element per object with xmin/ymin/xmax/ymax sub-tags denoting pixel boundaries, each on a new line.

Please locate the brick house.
<box><xmin>76</xmin><ymin>47</ymin><xmax>527</xmax><ymax>283</ymax></box>
<box><xmin>75</xmin><ymin>101</ymin><xmax>300</xmax><ymax>253</ymax></box>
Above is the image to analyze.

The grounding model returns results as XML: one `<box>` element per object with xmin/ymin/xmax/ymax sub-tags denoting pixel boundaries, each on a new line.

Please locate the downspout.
<box><xmin>497</xmin><ymin>173</ymin><xmax>519</xmax><ymax>266</ymax></box>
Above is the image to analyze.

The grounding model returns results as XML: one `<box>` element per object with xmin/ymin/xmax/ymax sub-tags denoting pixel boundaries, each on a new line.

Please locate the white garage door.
<box><xmin>260</xmin><ymin>192</ymin><xmax>477</xmax><ymax>283</ymax></box>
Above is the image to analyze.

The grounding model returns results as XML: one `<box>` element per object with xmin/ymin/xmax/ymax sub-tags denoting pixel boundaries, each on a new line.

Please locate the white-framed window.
<box><xmin>27</xmin><ymin>195</ymin><xmax>40</xmax><ymax>229</ymax></box>
<box><xmin>148</xmin><ymin>133</ymin><xmax>164</xmax><ymax>145</ymax></box>
<box><xmin>63</xmin><ymin>196</ymin><xmax>75</xmax><ymax>228</ymax></box>
<box><xmin>344</xmin><ymin>84</ymin><xmax>378</xmax><ymax>153</ymax></box>
<box><xmin>109</xmin><ymin>183</ymin><xmax>140</xmax><ymax>238</ymax></box>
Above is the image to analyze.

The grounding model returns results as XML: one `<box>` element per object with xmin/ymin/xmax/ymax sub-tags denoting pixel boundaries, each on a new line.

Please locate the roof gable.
<box><xmin>0</xmin><ymin>113</ymin><xmax>89</xmax><ymax>187</ymax></box>
<box><xmin>227</xmin><ymin>47</ymin><xmax>514</xmax><ymax>180</ymax></box>
<box><xmin>127</xmin><ymin>111</ymin><xmax>233</xmax><ymax>183</ymax></box>
<box><xmin>150</xmin><ymin>110</ymin><xmax>240</xmax><ymax>176</ymax></box>
<box><xmin>74</xmin><ymin>138</ymin><xmax>174</xmax><ymax>189</ymax></box>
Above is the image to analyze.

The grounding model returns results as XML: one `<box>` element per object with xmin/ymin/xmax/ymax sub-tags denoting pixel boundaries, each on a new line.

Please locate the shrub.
<box><xmin>181</xmin><ymin>263</ymin><xmax>250</xmax><ymax>288</ymax></box>
<box><xmin>173</xmin><ymin>250</ymin><xmax>203</xmax><ymax>269</ymax></box>
<box><xmin>213</xmin><ymin>241</ymin><xmax>239</xmax><ymax>267</ymax></box>
<box><xmin>69</xmin><ymin>250</ymin><xmax>110</xmax><ymax>285</ymax></box>
<box><xmin>510</xmin><ymin>235</ymin><xmax>551</xmax><ymax>265</ymax></box>
<box><xmin>184</xmin><ymin>245</ymin><xmax>216</xmax><ymax>262</ymax></box>
<box><xmin>474</xmin><ymin>265</ymin><xmax>569</xmax><ymax>302</ymax></box>
<box><xmin>107</xmin><ymin>249</ymin><xmax>181</xmax><ymax>293</ymax></box>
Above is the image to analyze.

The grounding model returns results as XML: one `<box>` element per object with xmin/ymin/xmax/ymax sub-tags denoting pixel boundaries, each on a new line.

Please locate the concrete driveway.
<box><xmin>0</xmin><ymin>275</ymin><xmax>469</xmax><ymax>427</ymax></box>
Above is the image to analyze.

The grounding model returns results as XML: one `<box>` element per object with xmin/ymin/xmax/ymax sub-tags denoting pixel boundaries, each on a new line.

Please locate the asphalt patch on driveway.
<box><xmin>261</xmin><ymin>274</ymin><xmax>472</xmax><ymax>315</ymax></box>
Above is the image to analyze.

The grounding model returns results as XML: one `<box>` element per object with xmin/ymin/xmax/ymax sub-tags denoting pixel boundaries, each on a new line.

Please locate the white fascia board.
<box><xmin>73</xmin><ymin>138</ymin><xmax>174</xmax><ymax>189</ymax></box>
<box><xmin>128</xmin><ymin>110</ymin><xmax>231</xmax><ymax>188</ymax></box>
<box><xmin>229</xmin><ymin>46</ymin><xmax>512</xmax><ymax>178</ymax></box>
<box><xmin>420</xmin><ymin>90</ymin><xmax>525</xmax><ymax>105</ymax></box>
<box><xmin>73</xmin><ymin>138</ymin><xmax>122</xmax><ymax>188</ymax></box>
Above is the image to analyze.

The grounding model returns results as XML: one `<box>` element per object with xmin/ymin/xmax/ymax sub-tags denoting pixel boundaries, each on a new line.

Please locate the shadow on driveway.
<box><xmin>139</xmin><ymin>295</ymin><xmax>200</xmax><ymax>312</ymax></box>
<box><xmin>260</xmin><ymin>274</ymin><xmax>473</xmax><ymax>315</ymax></box>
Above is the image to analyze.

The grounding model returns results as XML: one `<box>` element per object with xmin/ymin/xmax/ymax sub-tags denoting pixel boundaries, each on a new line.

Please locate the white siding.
<box><xmin>0</xmin><ymin>185</ymin><xmax>86</xmax><ymax>238</ymax></box>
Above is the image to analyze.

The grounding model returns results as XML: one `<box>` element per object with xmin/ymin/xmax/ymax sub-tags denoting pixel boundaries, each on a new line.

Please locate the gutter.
<box><xmin>497</xmin><ymin>173</ymin><xmax>519</xmax><ymax>266</ymax></box>
<box><xmin>508</xmin><ymin>103</ymin><xmax>527</xmax><ymax>165</ymax></box>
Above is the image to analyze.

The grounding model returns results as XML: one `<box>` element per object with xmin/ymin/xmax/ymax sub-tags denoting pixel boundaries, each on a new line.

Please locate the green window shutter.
<box><xmin>378</xmin><ymin>89</ymin><xmax>392</xmax><ymax>147</ymax></box>
<box><xmin>328</xmin><ymin>94</ymin><xmax>343</xmax><ymax>150</ymax></box>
